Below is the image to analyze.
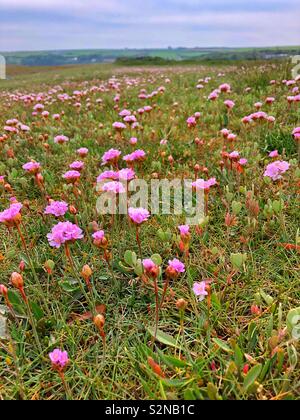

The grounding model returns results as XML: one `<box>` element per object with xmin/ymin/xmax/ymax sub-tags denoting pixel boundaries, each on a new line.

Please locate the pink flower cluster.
<box><xmin>192</xmin><ymin>178</ymin><xmax>217</xmax><ymax>191</ymax></box>
<box><xmin>264</xmin><ymin>160</ymin><xmax>290</xmax><ymax>181</ymax></box>
<box><xmin>101</xmin><ymin>149</ymin><xmax>121</xmax><ymax>165</ymax></box>
<box><xmin>0</xmin><ymin>203</ymin><xmax>23</xmax><ymax>225</ymax></box>
<box><xmin>49</xmin><ymin>349</ymin><xmax>69</xmax><ymax>369</ymax></box>
<box><xmin>168</xmin><ymin>258</ymin><xmax>185</xmax><ymax>274</ymax></box>
<box><xmin>44</xmin><ymin>201</ymin><xmax>68</xmax><ymax>217</ymax></box>
<box><xmin>123</xmin><ymin>150</ymin><xmax>146</xmax><ymax>163</ymax></box>
<box><xmin>47</xmin><ymin>221</ymin><xmax>83</xmax><ymax>248</ymax></box>
<box><xmin>128</xmin><ymin>207</ymin><xmax>150</xmax><ymax>224</ymax></box>
<box><xmin>22</xmin><ymin>161</ymin><xmax>41</xmax><ymax>173</ymax></box>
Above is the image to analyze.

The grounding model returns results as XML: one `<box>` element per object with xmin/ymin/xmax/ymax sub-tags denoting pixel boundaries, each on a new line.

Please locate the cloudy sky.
<box><xmin>0</xmin><ymin>0</ymin><xmax>299</xmax><ymax>51</ymax></box>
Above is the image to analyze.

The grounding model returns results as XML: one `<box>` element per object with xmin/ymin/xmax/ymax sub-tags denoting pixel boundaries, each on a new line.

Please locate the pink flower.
<box><xmin>123</xmin><ymin>150</ymin><xmax>146</xmax><ymax>163</ymax></box>
<box><xmin>92</xmin><ymin>230</ymin><xmax>105</xmax><ymax>241</ymax></box>
<box><xmin>168</xmin><ymin>258</ymin><xmax>185</xmax><ymax>274</ymax></box>
<box><xmin>77</xmin><ymin>148</ymin><xmax>89</xmax><ymax>157</ymax></box>
<box><xmin>101</xmin><ymin>148</ymin><xmax>121</xmax><ymax>165</ymax></box>
<box><xmin>0</xmin><ymin>203</ymin><xmax>23</xmax><ymax>226</ymax></box>
<box><xmin>192</xmin><ymin>178</ymin><xmax>217</xmax><ymax>191</ymax></box>
<box><xmin>229</xmin><ymin>151</ymin><xmax>240</xmax><ymax>159</ymax></box>
<box><xmin>178</xmin><ymin>225</ymin><xmax>190</xmax><ymax>236</ymax></box>
<box><xmin>54</xmin><ymin>135</ymin><xmax>69</xmax><ymax>144</ymax></box>
<box><xmin>112</xmin><ymin>122</ymin><xmax>126</xmax><ymax>130</ymax></box>
<box><xmin>224</xmin><ymin>100</ymin><xmax>235</xmax><ymax>109</ymax></box>
<box><xmin>49</xmin><ymin>349</ymin><xmax>69</xmax><ymax>369</ymax></box>
<box><xmin>265</xmin><ymin>97</ymin><xmax>275</xmax><ymax>104</ymax></box>
<box><xmin>119</xmin><ymin>109</ymin><xmax>131</xmax><ymax>117</ymax></box>
<box><xmin>97</xmin><ymin>171</ymin><xmax>118</xmax><ymax>182</ymax></box>
<box><xmin>219</xmin><ymin>83</ymin><xmax>231</xmax><ymax>93</ymax></box>
<box><xmin>47</xmin><ymin>221</ymin><xmax>83</xmax><ymax>248</ymax></box>
<box><xmin>69</xmin><ymin>161</ymin><xmax>84</xmax><ymax>171</ymax></box>
<box><xmin>220</xmin><ymin>128</ymin><xmax>230</xmax><ymax>138</ymax></box>
<box><xmin>22</xmin><ymin>161</ymin><xmax>41</xmax><ymax>173</ymax></box>
<box><xmin>128</xmin><ymin>207</ymin><xmax>150</xmax><ymax>224</ymax></box>
<box><xmin>130</xmin><ymin>137</ymin><xmax>138</xmax><ymax>145</ymax></box>
<box><xmin>44</xmin><ymin>201</ymin><xmax>68</xmax><ymax>217</ymax></box>
<box><xmin>143</xmin><ymin>259</ymin><xmax>156</xmax><ymax>271</ymax></box>
<box><xmin>187</xmin><ymin>116</ymin><xmax>196</xmax><ymax>127</ymax></box>
<box><xmin>193</xmin><ymin>281</ymin><xmax>208</xmax><ymax>301</ymax></box>
<box><xmin>238</xmin><ymin>158</ymin><xmax>248</xmax><ymax>166</ymax></box>
<box><xmin>264</xmin><ymin>160</ymin><xmax>290</xmax><ymax>181</ymax></box>
<box><xmin>102</xmin><ymin>181</ymin><xmax>126</xmax><ymax>194</ymax></box>
<box><xmin>269</xmin><ymin>150</ymin><xmax>279</xmax><ymax>158</ymax></box>
<box><xmin>117</xmin><ymin>168</ymin><xmax>135</xmax><ymax>181</ymax></box>
<box><xmin>62</xmin><ymin>170</ymin><xmax>81</xmax><ymax>183</ymax></box>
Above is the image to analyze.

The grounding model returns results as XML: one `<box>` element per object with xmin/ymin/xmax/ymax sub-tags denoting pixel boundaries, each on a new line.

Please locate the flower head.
<box><xmin>47</xmin><ymin>221</ymin><xmax>83</xmax><ymax>248</ymax></box>
<box><xmin>128</xmin><ymin>207</ymin><xmax>150</xmax><ymax>224</ymax></box>
<box><xmin>49</xmin><ymin>349</ymin><xmax>69</xmax><ymax>370</ymax></box>
<box><xmin>69</xmin><ymin>161</ymin><xmax>84</xmax><ymax>171</ymax></box>
<box><xmin>166</xmin><ymin>258</ymin><xmax>185</xmax><ymax>278</ymax></box>
<box><xmin>264</xmin><ymin>160</ymin><xmax>290</xmax><ymax>181</ymax></box>
<box><xmin>54</xmin><ymin>135</ymin><xmax>69</xmax><ymax>144</ymax></box>
<box><xmin>22</xmin><ymin>161</ymin><xmax>41</xmax><ymax>174</ymax></box>
<box><xmin>0</xmin><ymin>203</ymin><xmax>23</xmax><ymax>226</ymax></box>
<box><xmin>101</xmin><ymin>148</ymin><xmax>121</xmax><ymax>166</ymax></box>
<box><xmin>193</xmin><ymin>281</ymin><xmax>208</xmax><ymax>301</ymax></box>
<box><xmin>178</xmin><ymin>225</ymin><xmax>190</xmax><ymax>236</ymax></box>
<box><xmin>102</xmin><ymin>181</ymin><xmax>126</xmax><ymax>194</ymax></box>
<box><xmin>44</xmin><ymin>201</ymin><xmax>68</xmax><ymax>217</ymax></box>
<box><xmin>62</xmin><ymin>170</ymin><xmax>81</xmax><ymax>183</ymax></box>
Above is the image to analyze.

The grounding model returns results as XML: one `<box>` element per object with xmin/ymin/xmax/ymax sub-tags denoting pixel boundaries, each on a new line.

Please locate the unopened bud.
<box><xmin>19</xmin><ymin>260</ymin><xmax>26</xmax><ymax>272</ymax></box>
<box><xmin>176</xmin><ymin>298</ymin><xmax>187</xmax><ymax>310</ymax></box>
<box><xmin>94</xmin><ymin>314</ymin><xmax>105</xmax><ymax>330</ymax></box>
<box><xmin>10</xmin><ymin>272</ymin><xmax>24</xmax><ymax>289</ymax></box>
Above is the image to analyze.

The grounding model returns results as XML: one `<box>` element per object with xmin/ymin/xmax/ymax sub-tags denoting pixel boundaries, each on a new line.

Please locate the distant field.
<box><xmin>2</xmin><ymin>46</ymin><xmax>300</xmax><ymax>67</ymax></box>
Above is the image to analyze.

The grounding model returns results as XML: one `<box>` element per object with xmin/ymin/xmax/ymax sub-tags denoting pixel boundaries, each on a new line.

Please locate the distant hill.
<box><xmin>1</xmin><ymin>46</ymin><xmax>299</xmax><ymax>66</ymax></box>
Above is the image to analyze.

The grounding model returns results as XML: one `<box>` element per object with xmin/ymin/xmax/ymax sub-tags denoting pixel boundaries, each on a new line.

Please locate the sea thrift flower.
<box><xmin>77</xmin><ymin>147</ymin><xmax>89</xmax><ymax>157</ymax></box>
<box><xmin>130</xmin><ymin>137</ymin><xmax>138</xmax><ymax>145</ymax></box>
<box><xmin>101</xmin><ymin>181</ymin><xmax>126</xmax><ymax>194</ymax></box>
<box><xmin>178</xmin><ymin>225</ymin><xmax>190</xmax><ymax>237</ymax></box>
<box><xmin>187</xmin><ymin>116</ymin><xmax>196</xmax><ymax>127</ymax></box>
<box><xmin>97</xmin><ymin>171</ymin><xmax>118</xmax><ymax>182</ymax></box>
<box><xmin>92</xmin><ymin>230</ymin><xmax>108</xmax><ymax>249</ymax></box>
<box><xmin>269</xmin><ymin>150</ymin><xmax>279</xmax><ymax>158</ymax></box>
<box><xmin>54</xmin><ymin>135</ymin><xmax>69</xmax><ymax>144</ymax></box>
<box><xmin>117</xmin><ymin>168</ymin><xmax>135</xmax><ymax>181</ymax></box>
<box><xmin>219</xmin><ymin>83</ymin><xmax>231</xmax><ymax>93</ymax></box>
<box><xmin>0</xmin><ymin>203</ymin><xmax>23</xmax><ymax>227</ymax></box>
<box><xmin>224</xmin><ymin>99</ymin><xmax>235</xmax><ymax>109</ymax></box>
<box><xmin>49</xmin><ymin>349</ymin><xmax>69</xmax><ymax>370</ymax></box>
<box><xmin>166</xmin><ymin>258</ymin><xmax>185</xmax><ymax>278</ymax></box>
<box><xmin>47</xmin><ymin>221</ymin><xmax>83</xmax><ymax>248</ymax></box>
<box><xmin>112</xmin><ymin>122</ymin><xmax>126</xmax><ymax>131</ymax></box>
<box><xmin>128</xmin><ymin>207</ymin><xmax>150</xmax><ymax>224</ymax></box>
<box><xmin>264</xmin><ymin>161</ymin><xmax>290</xmax><ymax>181</ymax></box>
<box><xmin>44</xmin><ymin>201</ymin><xmax>68</xmax><ymax>217</ymax></box>
<box><xmin>229</xmin><ymin>151</ymin><xmax>240</xmax><ymax>160</ymax></box>
<box><xmin>192</xmin><ymin>178</ymin><xmax>217</xmax><ymax>191</ymax></box>
<box><xmin>238</xmin><ymin>158</ymin><xmax>248</xmax><ymax>166</ymax></box>
<box><xmin>193</xmin><ymin>281</ymin><xmax>208</xmax><ymax>301</ymax></box>
<box><xmin>22</xmin><ymin>161</ymin><xmax>41</xmax><ymax>174</ymax></box>
<box><xmin>101</xmin><ymin>148</ymin><xmax>121</xmax><ymax>166</ymax></box>
<box><xmin>123</xmin><ymin>150</ymin><xmax>146</xmax><ymax>164</ymax></box>
<box><xmin>69</xmin><ymin>161</ymin><xmax>84</xmax><ymax>171</ymax></box>
<box><xmin>143</xmin><ymin>259</ymin><xmax>159</xmax><ymax>278</ymax></box>
<box><xmin>62</xmin><ymin>170</ymin><xmax>81</xmax><ymax>183</ymax></box>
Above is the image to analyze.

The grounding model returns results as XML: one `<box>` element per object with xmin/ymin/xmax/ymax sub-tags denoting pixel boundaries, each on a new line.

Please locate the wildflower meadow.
<box><xmin>0</xmin><ymin>61</ymin><xmax>299</xmax><ymax>400</ymax></box>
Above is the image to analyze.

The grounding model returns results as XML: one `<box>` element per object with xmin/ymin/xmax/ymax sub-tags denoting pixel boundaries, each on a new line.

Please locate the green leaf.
<box><xmin>151</xmin><ymin>254</ymin><xmax>162</xmax><ymax>266</ymax></box>
<box><xmin>59</xmin><ymin>280</ymin><xmax>80</xmax><ymax>293</ymax></box>
<box><xmin>286</xmin><ymin>307</ymin><xmax>300</xmax><ymax>339</ymax></box>
<box><xmin>212</xmin><ymin>338</ymin><xmax>233</xmax><ymax>353</ymax></box>
<box><xmin>156</xmin><ymin>348</ymin><xmax>188</xmax><ymax>368</ymax></box>
<box><xmin>124</xmin><ymin>250</ymin><xmax>136</xmax><ymax>266</ymax></box>
<box><xmin>7</xmin><ymin>290</ymin><xmax>25</xmax><ymax>315</ymax></box>
<box><xmin>243</xmin><ymin>364</ymin><xmax>262</xmax><ymax>392</ymax></box>
<box><xmin>30</xmin><ymin>302</ymin><xmax>44</xmax><ymax>321</ymax></box>
<box><xmin>147</xmin><ymin>327</ymin><xmax>179</xmax><ymax>348</ymax></box>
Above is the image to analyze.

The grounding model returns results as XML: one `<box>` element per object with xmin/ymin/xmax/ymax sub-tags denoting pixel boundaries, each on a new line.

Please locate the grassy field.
<box><xmin>2</xmin><ymin>46</ymin><xmax>300</xmax><ymax>66</ymax></box>
<box><xmin>0</xmin><ymin>61</ymin><xmax>299</xmax><ymax>400</ymax></box>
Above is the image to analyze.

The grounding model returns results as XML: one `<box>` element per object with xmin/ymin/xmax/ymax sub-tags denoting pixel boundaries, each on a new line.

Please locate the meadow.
<box><xmin>0</xmin><ymin>61</ymin><xmax>299</xmax><ymax>400</ymax></box>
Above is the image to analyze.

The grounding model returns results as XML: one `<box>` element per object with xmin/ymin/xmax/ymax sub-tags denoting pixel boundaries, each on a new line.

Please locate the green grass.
<box><xmin>0</xmin><ymin>61</ymin><xmax>299</xmax><ymax>400</ymax></box>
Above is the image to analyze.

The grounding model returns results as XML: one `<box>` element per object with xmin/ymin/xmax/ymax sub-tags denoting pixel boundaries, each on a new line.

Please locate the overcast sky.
<box><xmin>0</xmin><ymin>0</ymin><xmax>299</xmax><ymax>51</ymax></box>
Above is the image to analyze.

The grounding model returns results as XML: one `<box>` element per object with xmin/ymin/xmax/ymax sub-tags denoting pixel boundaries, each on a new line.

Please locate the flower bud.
<box><xmin>10</xmin><ymin>272</ymin><xmax>24</xmax><ymax>289</ymax></box>
<box><xmin>44</xmin><ymin>259</ymin><xmax>55</xmax><ymax>274</ymax></box>
<box><xmin>19</xmin><ymin>260</ymin><xmax>26</xmax><ymax>272</ymax></box>
<box><xmin>81</xmin><ymin>265</ymin><xmax>92</xmax><ymax>282</ymax></box>
<box><xmin>176</xmin><ymin>298</ymin><xmax>187</xmax><ymax>310</ymax></box>
<box><xmin>94</xmin><ymin>314</ymin><xmax>105</xmax><ymax>330</ymax></box>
